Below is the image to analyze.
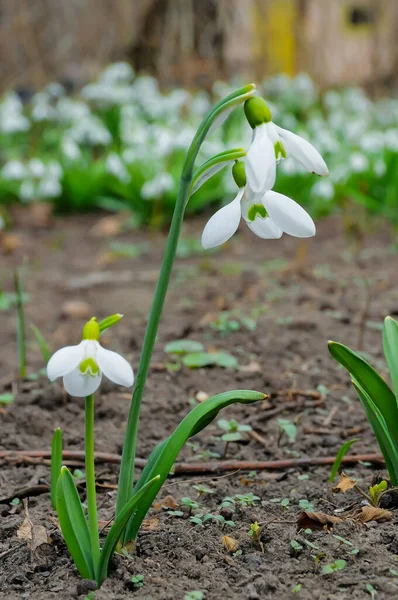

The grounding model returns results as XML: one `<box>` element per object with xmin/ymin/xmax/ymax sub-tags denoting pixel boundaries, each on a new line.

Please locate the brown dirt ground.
<box><xmin>1</xmin><ymin>212</ymin><xmax>398</xmax><ymax>600</ymax></box>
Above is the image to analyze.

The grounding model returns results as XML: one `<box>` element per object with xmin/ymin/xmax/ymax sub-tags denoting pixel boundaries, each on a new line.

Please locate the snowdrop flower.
<box><xmin>2</xmin><ymin>160</ymin><xmax>26</xmax><ymax>180</ymax></box>
<box><xmin>47</xmin><ymin>317</ymin><xmax>134</xmax><ymax>397</ymax></box>
<box><xmin>141</xmin><ymin>173</ymin><xmax>174</xmax><ymax>200</ymax></box>
<box><xmin>244</xmin><ymin>97</ymin><xmax>328</xmax><ymax>195</ymax></box>
<box><xmin>349</xmin><ymin>152</ymin><xmax>369</xmax><ymax>173</ymax></box>
<box><xmin>201</xmin><ymin>160</ymin><xmax>315</xmax><ymax>249</ymax></box>
<box><xmin>311</xmin><ymin>179</ymin><xmax>335</xmax><ymax>201</ymax></box>
<box><xmin>106</xmin><ymin>153</ymin><xmax>131</xmax><ymax>183</ymax></box>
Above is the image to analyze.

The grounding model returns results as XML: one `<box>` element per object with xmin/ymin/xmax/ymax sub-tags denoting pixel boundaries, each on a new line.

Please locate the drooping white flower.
<box><xmin>244</xmin><ymin>97</ymin><xmax>328</xmax><ymax>195</ymax></box>
<box><xmin>201</xmin><ymin>161</ymin><xmax>315</xmax><ymax>249</ymax></box>
<box><xmin>47</xmin><ymin>317</ymin><xmax>134</xmax><ymax>397</ymax></box>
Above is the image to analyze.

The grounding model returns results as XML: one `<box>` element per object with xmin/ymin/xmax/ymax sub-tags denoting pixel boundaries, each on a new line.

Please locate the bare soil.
<box><xmin>1</xmin><ymin>212</ymin><xmax>398</xmax><ymax>600</ymax></box>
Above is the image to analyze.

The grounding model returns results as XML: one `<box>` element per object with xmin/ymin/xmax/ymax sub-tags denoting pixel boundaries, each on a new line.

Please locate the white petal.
<box><xmin>245</xmin><ymin>123</ymin><xmax>276</xmax><ymax>194</ymax></box>
<box><xmin>201</xmin><ymin>188</ymin><xmax>243</xmax><ymax>249</ymax></box>
<box><xmin>47</xmin><ymin>341</ymin><xmax>85</xmax><ymax>381</ymax></box>
<box><xmin>276</xmin><ymin>126</ymin><xmax>329</xmax><ymax>176</ymax></box>
<box><xmin>262</xmin><ymin>191</ymin><xmax>316</xmax><ymax>238</ymax></box>
<box><xmin>63</xmin><ymin>367</ymin><xmax>102</xmax><ymax>397</ymax></box>
<box><xmin>96</xmin><ymin>346</ymin><xmax>134</xmax><ymax>387</ymax></box>
<box><xmin>246</xmin><ymin>216</ymin><xmax>283</xmax><ymax>239</ymax></box>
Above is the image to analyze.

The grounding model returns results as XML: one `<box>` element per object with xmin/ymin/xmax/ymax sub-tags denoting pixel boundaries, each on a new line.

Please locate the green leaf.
<box><xmin>97</xmin><ymin>475</ymin><xmax>160</xmax><ymax>585</ymax></box>
<box><xmin>0</xmin><ymin>393</ymin><xmax>14</xmax><ymax>405</ymax></box>
<box><xmin>98</xmin><ymin>313</ymin><xmax>123</xmax><ymax>334</ymax></box>
<box><xmin>56</xmin><ymin>467</ymin><xmax>94</xmax><ymax>580</ymax></box>
<box><xmin>190</xmin><ymin>148</ymin><xmax>246</xmax><ymax>196</ymax></box>
<box><xmin>329</xmin><ymin>438</ymin><xmax>359</xmax><ymax>482</ymax></box>
<box><xmin>352</xmin><ymin>381</ymin><xmax>398</xmax><ymax>484</ymax></box>
<box><xmin>383</xmin><ymin>316</ymin><xmax>398</xmax><ymax>401</ymax></box>
<box><xmin>31</xmin><ymin>324</ymin><xmax>51</xmax><ymax>364</ymax></box>
<box><xmin>328</xmin><ymin>341</ymin><xmax>398</xmax><ymax>447</ymax></box>
<box><xmin>124</xmin><ymin>390</ymin><xmax>265</xmax><ymax>542</ymax></box>
<box><xmin>164</xmin><ymin>340</ymin><xmax>204</xmax><ymax>355</ymax></box>
<box><xmin>182</xmin><ymin>351</ymin><xmax>237</xmax><ymax>369</ymax></box>
<box><xmin>51</xmin><ymin>428</ymin><xmax>63</xmax><ymax>510</ymax></box>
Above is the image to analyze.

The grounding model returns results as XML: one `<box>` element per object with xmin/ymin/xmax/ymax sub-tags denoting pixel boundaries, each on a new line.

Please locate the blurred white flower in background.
<box><xmin>2</xmin><ymin>160</ymin><xmax>26</xmax><ymax>180</ymax></box>
<box><xmin>141</xmin><ymin>173</ymin><xmax>174</xmax><ymax>200</ymax></box>
<box><xmin>311</xmin><ymin>179</ymin><xmax>335</xmax><ymax>200</ymax></box>
<box><xmin>349</xmin><ymin>152</ymin><xmax>369</xmax><ymax>173</ymax></box>
<box><xmin>0</xmin><ymin>93</ymin><xmax>30</xmax><ymax>133</ymax></box>
<box><xmin>106</xmin><ymin>153</ymin><xmax>131</xmax><ymax>183</ymax></box>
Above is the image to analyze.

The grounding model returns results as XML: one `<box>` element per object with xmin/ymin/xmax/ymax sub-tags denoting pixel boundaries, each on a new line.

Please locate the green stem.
<box><xmin>14</xmin><ymin>270</ymin><xmax>26</xmax><ymax>378</ymax></box>
<box><xmin>85</xmin><ymin>393</ymin><xmax>100</xmax><ymax>575</ymax></box>
<box><xmin>115</xmin><ymin>83</ymin><xmax>256</xmax><ymax>521</ymax></box>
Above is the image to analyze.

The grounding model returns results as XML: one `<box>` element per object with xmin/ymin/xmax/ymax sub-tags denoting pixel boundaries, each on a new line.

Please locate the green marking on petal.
<box><xmin>82</xmin><ymin>317</ymin><xmax>100</xmax><ymax>341</ymax></box>
<box><xmin>79</xmin><ymin>358</ymin><xmax>99</xmax><ymax>377</ymax></box>
<box><xmin>247</xmin><ymin>204</ymin><xmax>268</xmax><ymax>222</ymax></box>
<box><xmin>274</xmin><ymin>141</ymin><xmax>287</xmax><ymax>160</ymax></box>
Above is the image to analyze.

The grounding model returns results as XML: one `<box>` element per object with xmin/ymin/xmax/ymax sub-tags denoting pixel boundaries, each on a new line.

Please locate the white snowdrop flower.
<box><xmin>359</xmin><ymin>132</ymin><xmax>385</xmax><ymax>154</ymax></box>
<box><xmin>311</xmin><ymin>179</ymin><xmax>335</xmax><ymax>200</ymax></box>
<box><xmin>62</xmin><ymin>137</ymin><xmax>81</xmax><ymax>161</ymax></box>
<box><xmin>38</xmin><ymin>177</ymin><xmax>62</xmax><ymax>199</ymax></box>
<box><xmin>106</xmin><ymin>153</ymin><xmax>131</xmax><ymax>183</ymax></box>
<box><xmin>100</xmin><ymin>62</ymin><xmax>135</xmax><ymax>85</ymax></box>
<box><xmin>31</xmin><ymin>93</ymin><xmax>56</xmax><ymax>121</ymax></box>
<box><xmin>56</xmin><ymin>98</ymin><xmax>90</xmax><ymax>123</ymax></box>
<box><xmin>47</xmin><ymin>317</ymin><xmax>134</xmax><ymax>398</ymax></box>
<box><xmin>324</xmin><ymin>90</ymin><xmax>341</xmax><ymax>111</ymax></box>
<box><xmin>2</xmin><ymin>160</ymin><xmax>26</xmax><ymax>180</ymax></box>
<box><xmin>0</xmin><ymin>94</ymin><xmax>30</xmax><ymax>133</ymax></box>
<box><xmin>69</xmin><ymin>115</ymin><xmax>112</xmax><ymax>146</ymax></box>
<box><xmin>244</xmin><ymin>97</ymin><xmax>328</xmax><ymax>196</ymax></box>
<box><xmin>349</xmin><ymin>153</ymin><xmax>369</xmax><ymax>173</ymax></box>
<box><xmin>19</xmin><ymin>180</ymin><xmax>36</xmax><ymax>203</ymax></box>
<box><xmin>374</xmin><ymin>159</ymin><xmax>386</xmax><ymax>178</ymax></box>
<box><xmin>47</xmin><ymin>161</ymin><xmax>63</xmax><ymax>179</ymax></box>
<box><xmin>28</xmin><ymin>159</ymin><xmax>46</xmax><ymax>178</ymax></box>
<box><xmin>384</xmin><ymin>129</ymin><xmax>398</xmax><ymax>152</ymax></box>
<box><xmin>44</xmin><ymin>82</ymin><xmax>65</xmax><ymax>99</ymax></box>
<box><xmin>201</xmin><ymin>160</ymin><xmax>315</xmax><ymax>249</ymax></box>
<box><xmin>141</xmin><ymin>173</ymin><xmax>174</xmax><ymax>200</ymax></box>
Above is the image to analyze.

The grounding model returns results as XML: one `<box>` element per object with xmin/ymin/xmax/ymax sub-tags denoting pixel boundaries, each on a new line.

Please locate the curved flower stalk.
<box><xmin>244</xmin><ymin>96</ymin><xmax>329</xmax><ymax>195</ymax></box>
<box><xmin>47</xmin><ymin>316</ymin><xmax>134</xmax><ymax>397</ymax></box>
<box><xmin>201</xmin><ymin>160</ymin><xmax>316</xmax><ymax>249</ymax></box>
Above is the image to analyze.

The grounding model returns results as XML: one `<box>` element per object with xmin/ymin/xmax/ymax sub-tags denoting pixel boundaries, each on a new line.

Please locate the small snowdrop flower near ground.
<box><xmin>1</xmin><ymin>160</ymin><xmax>26</xmax><ymax>180</ymax></box>
<box><xmin>201</xmin><ymin>160</ymin><xmax>316</xmax><ymax>249</ymax></box>
<box><xmin>244</xmin><ymin>96</ymin><xmax>328</xmax><ymax>196</ymax></box>
<box><xmin>47</xmin><ymin>317</ymin><xmax>134</xmax><ymax>397</ymax></box>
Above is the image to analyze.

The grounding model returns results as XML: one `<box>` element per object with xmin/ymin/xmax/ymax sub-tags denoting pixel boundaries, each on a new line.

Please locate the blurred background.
<box><xmin>0</xmin><ymin>0</ymin><xmax>397</xmax><ymax>231</ymax></box>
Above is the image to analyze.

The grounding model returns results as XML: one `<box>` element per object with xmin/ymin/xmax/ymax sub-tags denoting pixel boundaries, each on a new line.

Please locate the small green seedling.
<box><xmin>73</xmin><ymin>469</ymin><xmax>84</xmax><ymax>480</ymax></box>
<box><xmin>234</xmin><ymin>493</ymin><xmax>260</xmax><ymax>507</ymax></box>
<box><xmin>298</xmin><ymin>499</ymin><xmax>315</xmax><ymax>512</ymax></box>
<box><xmin>333</xmin><ymin>534</ymin><xmax>353</xmax><ymax>547</ymax></box>
<box><xmin>181</xmin><ymin>497</ymin><xmax>200</xmax><ymax>513</ymax></box>
<box><xmin>366</xmin><ymin>583</ymin><xmax>377</xmax><ymax>598</ymax></box>
<box><xmin>290</xmin><ymin>539</ymin><xmax>303</xmax><ymax>556</ymax></box>
<box><xmin>217</xmin><ymin>418</ymin><xmax>252</xmax><ymax>442</ymax></box>
<box><xmin>248</xmin><ymin>521</ymin><xmax>264</xmax><ymax>551</ymax></box>
<box><xmin>167</xmin><ymin>510</ymin><xmax>184</xmax><ymax>517</ymax></box>
<box><xmin>0</xmin><ymin>393</ymin><xmax>14</xmax><ymax>405</ymax></box>
<box><xmin>219</xmin><ymin>496</ymin><xmax>236</xmax><ymax>511</ymax></box>
<box><xmin>189</xmin><ymin>515</ymin><xmax>204</xmax><ymax>527</ymax></box>
<box><xmin>369</xmin><ymin>480</ymin><xmax>388</xmax><ymax>506</ymax></box>
<box><xmin>192</xmin><ymin>484</ymin><xmax>215</xmax><ymax>497</ymax></box>
<box><xmin>277</xmin><ymin>418</ymin><xmax>297</xmax><ymax>445</ymax></box>
<box><xmin>292</xmin><ymin>584</ymin><xmax>302</xmax><ymax>593</ymax></box>
<box><xmin>184</xmin><ymin>592</ymin><xmax>204</xmax><ymax>600</ymax></box>
<box><xmin>322</xmin><ymin>559</ymin><xmax>347</xmax><ymax>575</ymax></box>
<box><xmin>10</xmin><ymin>498</ymin><xmax>21</xmax><ymax>506</ymax></box>
<box><xmin>131</xmin><ymin>574</ymin><xmax>144</xmax><ymax>588</ymax></box>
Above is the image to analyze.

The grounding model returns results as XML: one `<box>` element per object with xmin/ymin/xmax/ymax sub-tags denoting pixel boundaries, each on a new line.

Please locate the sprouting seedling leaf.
<box><xmin>182</xmin><ymin>351</ymin><xmax>237</xmax><ymax>369</ymax></box>
<box><xmin>164</xmin><ymin>340</ymin><xmax>204</xmax><ymax>355</ymax></box>
<box><xmin>0</xmin><ymin>393</ymin><xmax>14</xmax><ymax>405</ymax></box>
<box><xmin>329</xmin><ymin>438</ymin><xmax>360</xmax><ymax>482</ymax></box>
<box><xmin>298</xmin><ymin>499</ymin><xmax>314</xmax><ymax>512</ymax></box>
<box><xmin>277</xmin><ymin>418</ymin><xmax>297</xmax><ymax>444</ymax></box>
<box><xmin>322</xmin><ymin>559</ymin><xmax>347</xmax><ymax>574</ymax></box>
<box><xmin>31</xmin><ymin>324</ymin><xmax>51</xmax><ymax>364</ymax></box>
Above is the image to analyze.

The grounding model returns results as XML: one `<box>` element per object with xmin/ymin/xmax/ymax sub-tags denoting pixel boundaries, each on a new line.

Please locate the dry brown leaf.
<box><xmin>17</xmin><ymin>500</ymin><xmax>50</xmax><ymax>555</ymax></box>
<box><xmin>352</xmin><ymin>505</ymin><xmax>392</xmax><ymax>524</ymax></box>
<box><xmin>141</xmin><ymin>518</ymin><xmax>160</xmax><ymax>532</ymax></box>
<box><xmin>154</xmin><ymin>495</ymin><xmax>178</xmax><ymax>510</ymax></box>
<box><xmin>297</xmin><ymin>511</ymin><xmax>343</xmax><ymax>531</ymax></box>
<box><xmin>0</xmin><ymin>233</ymin><xmax>21</xmax><ymax>254</ymax></box>
<box><xmin>222</xmin><ymin>535</ymin><xmax>239</xmax><ymax>552</ymax></box>
<box><xmin>332</xmin><ymin>472</ymin><xmax>357</xmax><ymax>494</ymax></box>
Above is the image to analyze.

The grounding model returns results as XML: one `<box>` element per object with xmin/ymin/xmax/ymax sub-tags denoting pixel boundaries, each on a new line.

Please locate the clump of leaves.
<box><xmin>184</xmin><ymin>592</ymin><xmax>204</xmax><ymax>600</ymax></box>
<box><xmin>217</xmin><ymin>418</ymin><xmax>252</xmax><ymax>442</ymax></box>
<box><xmin>234</xmin><ymin>493</ymin><xmax>260</xmax><ymax>507</ymax></box>
<box><xmin>164</xmin><ymin>339</ymin><xmax>238</xmax><ymax>370</ymax></box>
<box><xmin>209</xmin><ymin>310</ymin><xmax>256</xmax><ymax>335</ymax></box>
<box><xmin>192</xmin><ymin>484</ymin><xmax>215</xmax><ymax>497</ymax></box>
<box><xmin>322</xmin><ymin>559</ymin><xmax>347</xmax><ymax>575</ymax></box>
<box><xmin>181</xmin><ymin>497</ymin><xmax>200</xmax><ymax>514</ymax></box>
<box><xmin>131</xmin><ymin>574</ymin><xmax>144</xmax><ymax>588</ymax></box>
<box><xmin>298</xmin><ymin>499</ymin><xmax>315</xmax><ymax>512</ymax></box>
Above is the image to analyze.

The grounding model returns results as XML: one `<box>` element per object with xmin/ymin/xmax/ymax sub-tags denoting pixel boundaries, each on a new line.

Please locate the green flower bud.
<box><xmin>232</xmin><ymin>160</ymin><xmax>247</xmax><ymax>188</ymax></box>
<box><xmin>82</xmin><ymin>317</ymin><xmax>100</xmax><ymax>341</ymax></box>
<box><xmin>98</xmin><ymin>313</ymin><xmax>123</xmax><ymax>333</ymax></box>
<box><xmin>244</xmin><ymin>97</ymin><xmax>272</xmax><ymax>129</ymax></box>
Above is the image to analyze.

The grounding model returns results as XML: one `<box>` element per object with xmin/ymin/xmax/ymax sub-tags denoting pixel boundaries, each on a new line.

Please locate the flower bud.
<box><xmin>244</xmin><ymin>97</ymin><xmax>272</xmax><ymax>128</ymax></box>
<box><xmin>232</xmin><ymin>160</ymin><xmax>247</xmax><ymax>188</ymax></box>
<box><xmin>98</xmin><ymin>313</ymin><xmax>123</xmax><ymax>333</ymax></box>
<box><xmin>82</xmin><ymin>317</ymin><xmax>100</xmax><ymax>341</ymax></box>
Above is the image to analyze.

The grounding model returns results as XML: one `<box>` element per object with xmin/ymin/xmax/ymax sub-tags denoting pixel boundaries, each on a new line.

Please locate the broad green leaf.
<box><xmin>383</xmin><ymin>316</ymin><xmax>398</xmax><ymax>401</ymax></box>
<box><xmin>329</xmin><ymin>438</ymin><xmax>359</xmax><ymax>482</ymax></box>
<box><xmin>164</xmin><ymin>340</ymin><xmax>204</xmax><ymax>355</ymax></box>
<box><xmin>51</xmin><ymin>428</ymin><xmax>63</xmax><ymax>510</ymax></box>
<box><xmin>31</xmin><ymin>324</ymin><xmax>51</xmax><ymax>364</ymax></box>
<box><xmin>182</xmin><ymin>351</ymin><xmax>237</xmax><ymax>369</ymax></box>
<box><xmin>56</xmin><ymin>467</ymin><xmax>94</xmax><ymax>580</ymax></box>
<box><xmin>352</xmin><ymin>381</ymin><xmax>398</xmax><ymax>485</ymax></box>
<box><xmin>0</xmin><ymin>393</ymin><xmax>14</xmax><ymax>405</ymax></box>
<box><xmin>328</xmin><ymin>341</ymin><xmax>398</xmax><ymax>447</ymax></box>
<box><xmin>124</xmin><ymin>390</ymin><xmax>265</xmax><ymax>541</ymax></box>
<box><xmin>97</xmin><ymin>476</ymin><xmax>160</xmax><ymax>585</ymax></box>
